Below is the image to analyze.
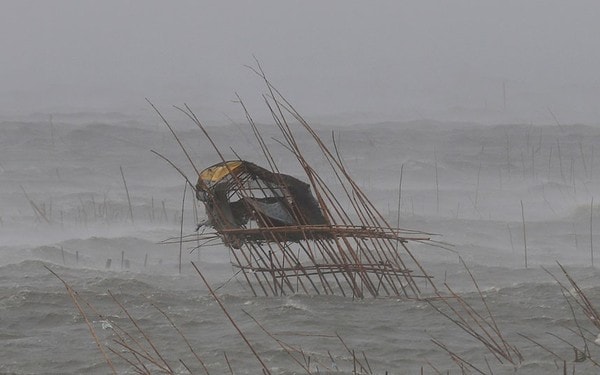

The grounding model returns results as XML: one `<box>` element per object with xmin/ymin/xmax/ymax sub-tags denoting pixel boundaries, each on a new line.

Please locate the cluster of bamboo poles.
<box><xmin>46</xmin><ymin>263</ymin><xmax>378</xmax><ymax>374</ymax></box>
<box><xmin>425</xmin><ymin>260</ymin><xmax>600</xmax><ymax>374</ymax></box>
<box><xmin>46</xmin><ymin>258</ymin><xmax>600</xmax><ymax>374</ymax></box>
<box><xmin>153</xmin><ymin>63</ymin><xmax>436</xmax><ymax>299</ymax></box>
<box><xmin>523</xmin><ymin>262</ymin><xmax>600</xmax><ymax>370</ymax></box>
<box><xmin>426</xmin><ymin>258</ymin><xmax>523</xmax><ymax>373</ymax></box>
<box><xmin>20</xmin><ymin>183</ymin><xmax>174</xmax><ymax>227</ymax></box>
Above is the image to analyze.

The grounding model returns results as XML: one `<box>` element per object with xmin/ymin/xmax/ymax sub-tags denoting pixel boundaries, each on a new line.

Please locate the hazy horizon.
<box><xmin>2</xmin><ymin>1</ymin><xmax>600</xmax><ymax>125</ymax></box>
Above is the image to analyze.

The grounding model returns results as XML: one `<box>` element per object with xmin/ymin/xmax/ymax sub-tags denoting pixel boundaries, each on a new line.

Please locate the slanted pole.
<box><xmin>591</xmin><ymin>198</ymin><xmax>594</xmax><ymax>267</ymax></box>
<box><xmin>120</xmin><ymin>166</ymin><xmax>134</xmax><ymax>224</ymax></box>
<box><xmin>521</xmin><ymin>200</ymin><xmax>528</xmax><ymax>269</ymax></box>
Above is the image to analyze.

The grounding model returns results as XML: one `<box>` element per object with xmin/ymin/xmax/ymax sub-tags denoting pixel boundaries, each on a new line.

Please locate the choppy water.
<box><xmin>3</xmin><ymin>116</ymin><xmax>600</xmax><ymax>373</ymax></box>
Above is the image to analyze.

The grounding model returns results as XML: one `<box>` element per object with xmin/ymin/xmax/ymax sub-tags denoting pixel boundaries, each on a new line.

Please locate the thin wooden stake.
<box><xmin>191</xmin><ymin>262</ymin><xmax>271</xmax><ymax>374</ymax></box>
<box><xmin>521</xmin><ymin>200</ymin><xmax>528</xmax><ymax>269</ymax></box>
<box><xmin>161</xmin><ymin>200</ymin><xmax>168</xmax><ymax>222</ymax></box>
<box><xmin>397</xmin><ymin>163</ymin><xmax>404</xmax><ymax>227</ymax></box>
<box><xmin>591</xmin><ymin>197</ymin><xmax>594</xmax><ymax>267</ymax></box>
<box><xmin>224</xmin><ymin>352</ymin><xmax>234</xmax><ymax>375</ymax></box>
<box><xmin>107</xmin><ymin>290</ymin><xmax>175</xmax><ymax>373</ymax></box>
<box><xmin>20</xmin><ymin>185</ymin><xmax>51</xmax><ymax>224</ymax></box>
<box><xmin>434</xmin><ymin>151</ymin><xmax>439</xmax><ymax>214</ymax></box>
<box><xmin>475</xmin><ymin>161</ymin><xmax>482</xmax><ymax>207</ymax></box>
<box><xmin>120</xmin><ymin>166</ymin><xmax>134</xmax><ymax>224</ymax></box>
<box><xmin>153</xmin><ymin>303</ymin><xmax>211</xmax><ymax>374</ymax></box>
<box><xmin>44</xmin><ymin>266</ymin><xmax>117</xmax><ymax>374</ymax></box>
<box><xmin>591</xmin><ymin>146</ymin><xmax>594</xmax><ymax>181</ymax></box>
<box><xmin>506</xmin><ymin>133</ymin><xmax>511</xmax><ymax>179</ymax></box>
<box><xmin>507</xmin><ymin>223</ymin><xmax>515</xmax><ymax>253</ymax></box>
<box><xmin>557</xmin><ymin>140</ymin><xmax>566</xmax><ymax>182</ymax></box>
<box><xmin>548</xmin><ymin>107</ymin><xmax>565</xmax><ymax>132</ymax></box>
<box><xmin>179</xmin><ymin>183</ymin><xmax>187</xmax><ymax>274</ymax></box>
<box><xmin>573</xmin><ymin>222</ymin><xmax>579</xmax><ymax>251</ymax></box>
<box><xmin>580</xmin><ymin>142</ymin><xmax>588</xmax><ymax>180</ymax></box>
<box><xmin>396</xmin><ymin>163</ymin><xmax>404</xmax><ymax>252</ymax></box>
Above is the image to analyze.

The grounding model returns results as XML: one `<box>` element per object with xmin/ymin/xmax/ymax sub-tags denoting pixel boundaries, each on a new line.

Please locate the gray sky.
<box><xmin>2</xmin><ymin>1</ymin><xmax>600</xmax><ymax>123</ymax></box>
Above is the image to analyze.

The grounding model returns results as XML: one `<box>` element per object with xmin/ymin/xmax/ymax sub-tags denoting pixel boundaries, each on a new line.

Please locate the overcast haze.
<box><xmin>2</xmin><ymin>1</ymin><xmax>600</xmax><ymax>123</ymax></box>
<box><xmin>7</xmin><ymin>2</ymin><xmax>600</xmax><ymax>373</ymax></box>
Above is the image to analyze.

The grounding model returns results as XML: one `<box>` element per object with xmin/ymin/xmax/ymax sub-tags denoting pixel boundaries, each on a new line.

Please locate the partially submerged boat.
<box><xmin>196</xmin><ymin>160</ymin><xmax>328</xmax><ymax>247</ymax></box>
<box><xmin>158</xmin><ymin>72</ymin><xmax>434</xmax><ymax>298</ymax></box>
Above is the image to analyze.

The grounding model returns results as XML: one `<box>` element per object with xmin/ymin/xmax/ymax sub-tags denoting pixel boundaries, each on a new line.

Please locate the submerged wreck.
<box><xmin>159</xmin><ymin>76</ymin><xmax>434</xmax><ymax>299</ymax></box>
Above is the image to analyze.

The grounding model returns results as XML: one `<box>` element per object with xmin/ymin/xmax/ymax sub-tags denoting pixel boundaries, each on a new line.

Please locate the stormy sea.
<box><xmin>2</xmin><ymin>110</ymin><xmax>600</xmax><ymax>374</ymax></box>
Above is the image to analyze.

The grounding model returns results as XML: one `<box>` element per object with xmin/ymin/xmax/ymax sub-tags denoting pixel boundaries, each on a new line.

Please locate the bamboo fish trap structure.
<box><xmin>156</xmin><ymin>68</ymin><xmax>436</xmax><ymax>299</ymax></box>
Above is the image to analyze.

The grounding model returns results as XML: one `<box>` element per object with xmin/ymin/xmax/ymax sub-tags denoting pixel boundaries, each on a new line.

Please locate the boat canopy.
<box><xmin>196</xmin><ymin>160</ymin><xmax>327</xmax><ymax>244</ymax></box>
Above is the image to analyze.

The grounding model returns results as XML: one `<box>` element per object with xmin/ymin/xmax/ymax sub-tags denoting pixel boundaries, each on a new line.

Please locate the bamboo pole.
<box><xmin>20</xmin><ymin>185</ymin><xmax>51</xmax><ymax>224</ymax></box>
<box><xmin>45</xmin><ymin>266</ymin><xmax>117</xmax><ymax>374</ymax></box>
<box><xmin>191</xmin><ymin>262</ymin><xmax>271</xmax><ymax>374</ymax></box>
<box><xmin>475</xmin><ymin>161</ymin><xmax>482</xmax><ymax>208</ymax></box>
<box><xmin>396</xmin><ymin>163</ymin><xmax>404</xmax><ymax>231</ymax></box>
<box><xmin>120</xmin><ymin>166</ymin><xmax>134</xmax><ymax>224</ymax></box>
<box><xmin>435</xmin><ymin>151</ymin><xmax>440</xmax><ymax>214</ymax></box>
<box><xmin>591</xmin><ymin>197</ymin><xmax>594</xmax><ymax>267</ymax></box>
<box><xmin>521</xmin><ymin>200</ymin><xmax>528</xmax><ymax>269</ymax></box>
<box><xmin>557</xmin><ymin>140</ymin><xmax>566</xmax><ymax>182</ymax></box>
<box><xmin>506</xmin><ymin>133</ymin><xmax>511</xmax><ymax>180</ymax></box>
<box><xmin>179</xmin><ymin>183</ymin><xmax>187</xmax><ymax>274</ymax></box>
